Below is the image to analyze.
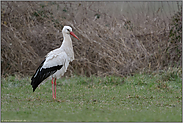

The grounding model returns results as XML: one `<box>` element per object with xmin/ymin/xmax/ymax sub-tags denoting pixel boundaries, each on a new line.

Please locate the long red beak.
<box><xmin>70</xmin><ymin>32</ymin><xmax>79</xmax><ymax>40</ymax></box>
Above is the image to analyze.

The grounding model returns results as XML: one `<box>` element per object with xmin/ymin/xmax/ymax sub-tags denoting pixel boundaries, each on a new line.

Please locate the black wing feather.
<box><xmin>31</xmin><ymin>59</ymin><xmax>63</xmax><ymax>92</ymax></box>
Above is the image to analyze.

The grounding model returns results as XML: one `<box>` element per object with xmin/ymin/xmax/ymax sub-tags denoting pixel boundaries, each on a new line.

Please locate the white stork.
<box><xmin>31</xmin><ymin>26</ymin><xmax>79</xmax><ymax>99</ymax></box>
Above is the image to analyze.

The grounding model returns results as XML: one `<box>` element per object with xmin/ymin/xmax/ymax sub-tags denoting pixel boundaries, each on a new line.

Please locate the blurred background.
<box><xmin>1</xmin><ymin>1</ymin><xmax>182</xmax><ymax>77</ymax></box>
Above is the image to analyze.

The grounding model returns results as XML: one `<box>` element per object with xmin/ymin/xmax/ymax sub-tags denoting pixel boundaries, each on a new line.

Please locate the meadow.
<box><xmin>1</xmin><ymin>67</ymin><xmax>182</xmax><ymax>122</ymax></box>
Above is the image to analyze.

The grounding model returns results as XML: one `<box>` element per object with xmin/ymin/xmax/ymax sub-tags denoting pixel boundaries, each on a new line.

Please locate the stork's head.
<box><xmin>62</xmin><ymin>26</ymin><xmax>79</xmax><ymax>40</ymax></box>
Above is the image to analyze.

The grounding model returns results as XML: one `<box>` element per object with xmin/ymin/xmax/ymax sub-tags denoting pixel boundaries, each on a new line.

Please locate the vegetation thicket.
<box><xmin>1</xmin><ymin>2</ymin><xmax>182</xmax><ymax>77</ymax></box>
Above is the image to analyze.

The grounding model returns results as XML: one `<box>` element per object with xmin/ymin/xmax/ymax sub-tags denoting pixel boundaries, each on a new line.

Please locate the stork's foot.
<box><xmin>56</xmin><ymin>99</ymin><xmax>62</xmax><ymax>102</ymax></box>
<box><xmin>53</xmin><ymin>99</ymin><xmax>65</xmax><ymax>103</ymax></box>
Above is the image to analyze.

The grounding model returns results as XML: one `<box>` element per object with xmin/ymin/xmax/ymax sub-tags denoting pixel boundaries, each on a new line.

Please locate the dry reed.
<box><xmin>1</xmin><ymin>1</ymin><xmax>182</xmax><ymax>77</ymax></box>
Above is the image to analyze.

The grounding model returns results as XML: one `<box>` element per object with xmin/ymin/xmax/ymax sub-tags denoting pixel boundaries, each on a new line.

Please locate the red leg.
<box><xmin>51</xmin><ymin>78</ymin><xmax>55</xmax><ymax>99</ymax></box>
<box><xmin>54</xmin><ymin>78</ymin><xmax>57</xmax><ymax>99</ymax></box>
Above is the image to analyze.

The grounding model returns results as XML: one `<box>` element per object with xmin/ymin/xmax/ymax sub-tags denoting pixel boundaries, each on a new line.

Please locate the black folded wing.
<box><xmin>31</xmin><ymin>59</ymin><xmax>63</xmax><ymax>92</ymax></box>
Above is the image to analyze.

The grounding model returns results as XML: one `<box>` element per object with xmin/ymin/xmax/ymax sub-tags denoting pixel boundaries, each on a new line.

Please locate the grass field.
<box><xmin>1</xmin><ymin>68</ymin><xmax>182</xmax><ymax>122</ymax></box>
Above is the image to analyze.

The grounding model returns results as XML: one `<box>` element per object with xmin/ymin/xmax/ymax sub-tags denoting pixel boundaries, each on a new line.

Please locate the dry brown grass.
<box><xmin>1</xmin><ymin>1</ymin><xmax>182</xmax><ymax>77</ymax></box>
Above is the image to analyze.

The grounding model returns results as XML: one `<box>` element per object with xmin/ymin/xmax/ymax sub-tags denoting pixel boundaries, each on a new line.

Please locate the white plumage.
<box><xmin>31</xmin><ymin>26</ymin><xmax>79</xmax><ymax>99</ymax></box>
<box><xmin>42</xmin><ymin>50</ymin><xmax>69</xmax><ymax>78</ymax></box>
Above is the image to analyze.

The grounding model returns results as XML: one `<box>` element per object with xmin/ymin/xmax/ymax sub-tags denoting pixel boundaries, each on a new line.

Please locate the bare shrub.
<box><xmin>1</xmin><ymin>1</ymin><xmax>182</xmax><ymax>77</ymax></box>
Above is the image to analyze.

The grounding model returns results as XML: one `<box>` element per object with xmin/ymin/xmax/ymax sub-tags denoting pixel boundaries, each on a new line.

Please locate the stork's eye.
<box><xmin>67</xmin><ymin>29</ymin><xmax>70</xmax><ymax>32</ymax></box>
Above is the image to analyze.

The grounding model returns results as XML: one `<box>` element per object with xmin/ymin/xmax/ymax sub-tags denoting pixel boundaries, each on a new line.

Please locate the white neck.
<box><xmin>60</xmin><ymin>33</ymin><xmax>74</xmax><ymax>61</ymax></box>
<box><xmin>61</xmin><ymin>33</ymin><xmax>72</xmax><ymax>47</ymax></box>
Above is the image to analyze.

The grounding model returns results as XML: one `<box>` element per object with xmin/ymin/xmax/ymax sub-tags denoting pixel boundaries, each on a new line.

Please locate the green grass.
<box><xmin>1</xmin><ymin>68</ymin><xmax>182</xmax><ymax>122</ymax></box>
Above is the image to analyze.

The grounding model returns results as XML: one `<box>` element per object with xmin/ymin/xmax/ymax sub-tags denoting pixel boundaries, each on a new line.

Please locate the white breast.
<box><xmin>42</xmin><ymin>49</ymin><xmax>71</xmax><ymax>79</ymax></box>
